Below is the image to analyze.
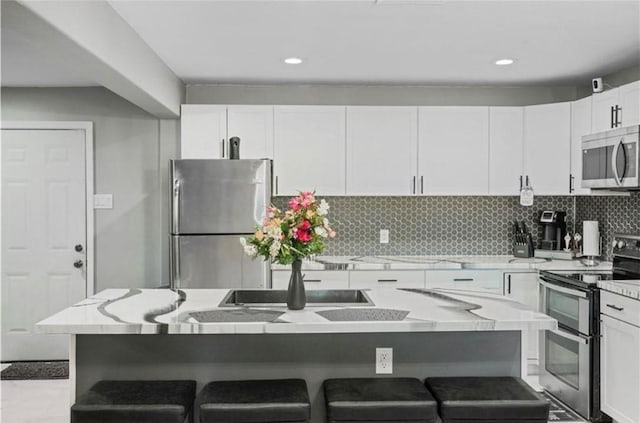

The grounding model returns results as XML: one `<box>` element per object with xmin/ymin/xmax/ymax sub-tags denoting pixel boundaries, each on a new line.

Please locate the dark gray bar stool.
<box><xmin>324</xmin><ymin>377</ymin><xmax>438</xmax><ymax>423</ymax></box>
<box><xmin>198</xmin><ymin>379</ymin><xmax>311</xmax><ymax>423</ymax></box>
<box><xmin>425</xmin><ymin>376</ymin><xmax>549</xmax><ymax>423</ymax></box>
<box><xmin>71</xmin><ymin>380</ymin><xmax>196</xmax><ymax>423</ymax></box>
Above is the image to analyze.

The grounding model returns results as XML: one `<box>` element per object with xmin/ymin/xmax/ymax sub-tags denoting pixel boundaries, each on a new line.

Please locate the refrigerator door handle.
<box><xmin>172</xmin><ymin>179</ymin><xmax>181</xmax><ymax>232</ymax></box>
<box><xmin>170</xmin><ymin>236</ymin><xmax>181</xmax><ymax>289</ymax></box>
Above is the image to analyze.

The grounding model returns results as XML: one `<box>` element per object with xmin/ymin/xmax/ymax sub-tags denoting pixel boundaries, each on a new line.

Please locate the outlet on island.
<box><xmin>376</xmin><ymin>347</ymin><xmax>393</xmax><ymax>374</ymax></box>
<box><xmin>379</xmin><ymin>229</ymin><xmax>390</xmax><ymax>244</ymax></box>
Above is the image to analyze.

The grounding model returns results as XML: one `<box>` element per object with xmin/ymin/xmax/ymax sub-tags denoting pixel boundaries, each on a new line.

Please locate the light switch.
<box><xmin>94</xmin><ymin>194</ymin><xmax>113</xmax><ymax>209</ymax></box>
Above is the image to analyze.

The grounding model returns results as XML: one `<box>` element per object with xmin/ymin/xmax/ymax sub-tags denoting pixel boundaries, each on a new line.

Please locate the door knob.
<box><xmin>73</xmin><ymin>260</ymin><xmax>84</xmax><ymax>269</ymax></box>
<box><xmin>75</xmin><ymin>244</ymin><xmax>83</xmax><ymax>252</ymax></box>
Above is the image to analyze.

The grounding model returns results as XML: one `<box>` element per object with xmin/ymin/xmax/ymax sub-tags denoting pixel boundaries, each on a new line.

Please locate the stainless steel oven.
<box><xmin>582</xmin><ymin>125</ymin><xmax>639</xmax><ymax>189</ymax></box>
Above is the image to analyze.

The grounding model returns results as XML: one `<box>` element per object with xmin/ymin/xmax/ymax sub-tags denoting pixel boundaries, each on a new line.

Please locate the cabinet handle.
<box><xmin>507</xmin><ymin>274</ymin><xmax>512</xmax><ymax>294</ymax></box>
<box><xmin>606</xmin><ymin>304</ymin><xmax>624</xmax><ymax>311</ymax></box>
<box><xmin>377</xmin><ymin>279</ymin><xmax>398</xmax><ymax>283</ymax></box>
<box><xmin>412</xmin><ymin>176</ymin><xmax>416</xmax><ymax>194</ymax></box>
<box><xmin>275</xmin><ymin>176</ymin><xmax>279</xmax><ymax>195</ymax></box>
<box><xmin>221</xmin><ymin>139</ymin><xmax>225</xmax><ymax>158</ymax></box>
<box><xmin>569</xmin><ymin>174</ymin><xmax>574</xmax><ymax>193</ymax></box>
<box><xmin>615</xmin><ymin>105</ymin><xmax>622</xmax><ymax>127</ymax></box>
<box><xmin>454</xmin><ymin>278</ymin><xmax>474</xmax><ymax>282</ymax></box>
<box><xmin>304</xmin><ymin>279</ymin><xmax>322</xmax><ymax>283</ymax></box>
<box><xmin>519</xmin><ymin>175</ymin><xmax>523</xmax><ymax>191</ymax></box>
<box><xmin>611</xmin><ymin>106</ymin><xmax>615</xmax><ymax>129</ymax></box>
<box><xmin>420</xmin><ymin>176</ymin><xmax>424</xmax><ymax>194</ymax></box>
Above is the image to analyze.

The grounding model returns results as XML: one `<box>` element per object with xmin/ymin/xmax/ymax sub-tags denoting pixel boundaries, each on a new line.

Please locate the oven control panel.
<box><xmin>612</xmin><ymin>234</ymin><xmax>640</xmax><ymax>258</ymax></box>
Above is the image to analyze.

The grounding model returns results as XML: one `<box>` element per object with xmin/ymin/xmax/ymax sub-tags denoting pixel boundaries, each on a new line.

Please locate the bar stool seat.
<box><xmin>198</xmin><ymin>378</ymin><xmax>311</xmax><ymax>423</ymax></box>
<box><xmin>425</xmin><ymin>377</ymin><xmax>549</xmax><ymax>423</ymax></box>
<box><xmin>324</xmin><ymin>377</ymin><xmax>438</xmax><ymax>423</ymax></box>
<box><xmin>71</xmin><ymin>380</ymin><xmax>196</xmax><ymax>423</ymax></box>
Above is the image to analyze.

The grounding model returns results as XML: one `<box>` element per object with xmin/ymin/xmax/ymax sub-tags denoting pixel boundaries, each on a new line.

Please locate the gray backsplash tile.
<box><xmin>273</xmin><ymin>196</ymin><xmax>577</xmax><ymax>256</ymax></box>
<box><xmin>575</xmin><ymin>193</ymin><xmax>640</xmax><ymax>260</ymax></box>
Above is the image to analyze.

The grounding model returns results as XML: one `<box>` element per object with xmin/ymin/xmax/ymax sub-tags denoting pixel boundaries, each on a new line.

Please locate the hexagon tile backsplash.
<box><xmin>272</xmin><ymin>196</ymin><xmax>578</xmax><ymax>256</ymax></box>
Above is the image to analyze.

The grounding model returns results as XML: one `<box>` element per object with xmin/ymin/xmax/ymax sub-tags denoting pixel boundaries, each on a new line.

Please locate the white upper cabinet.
<box><xmin>273</xmin><ymin>106</ymin><xmax>346</xmax><ymax>196</ymax></box>
<box><xmin>346</xmin><ymin>107</ymin><xmax>418</xmax><ymax>195</ymax></box>
<box><xmin>571</xmin><ymin>97</ymin><xmax>592</xmax><ymax>195</ymax></box>
<box><xmin>226</xmin><ymin>106</ymin><xmax>274</xmax><ymax>159</ymax></box>
<box><xmin>523</xmin><ymin>102</ymin><xmax>571</xmax><ymax>195</ymax></box>
<box><xmin>592</xmin><ymin>81</ymin><xmax>640</xmax><ymax>133</ymax></box>
<box><xmin>419</xmin><ymin>107</ymin><xmax>490</xmax><ymax>195</ymax></box>
<box><xmin>489</xmin><ymin>107</ymin><xmax>524</xmax><ymax>195</ymax></box>
<box><xmin>180</xmin><ymin>105</ymin><xmax>227</xmax><ymax>159</ymax></box>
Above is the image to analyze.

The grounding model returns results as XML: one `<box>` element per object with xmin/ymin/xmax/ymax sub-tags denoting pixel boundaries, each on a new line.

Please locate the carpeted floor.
<box><xmin>1</xmin><ymin>361</ymin><xmax>69</xmax><ymax>380</ymax></box>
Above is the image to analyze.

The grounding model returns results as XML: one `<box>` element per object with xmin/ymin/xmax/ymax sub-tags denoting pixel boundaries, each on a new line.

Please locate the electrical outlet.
<box><xmin>376</xmin><ymin>347</ymin><xmax>393</xmax><ymax>374</ymax></box>
<box><xmin>379</xmin><ymin>229</ymin><xmax>390</xmax><ymax>244</ymax></box>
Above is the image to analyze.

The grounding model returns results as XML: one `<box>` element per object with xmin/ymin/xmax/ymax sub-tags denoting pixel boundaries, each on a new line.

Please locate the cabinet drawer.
<box><xmin>601</xmin><ymin>290</ymin><xmax>640</xmax><ymax>327</ymax></box>
<box><xmin>426</xmin><ymin>270</ymin><xmax>502</xmax><ymax>292</ymax></box>
<box><xmin>349</xmin><ymin>270</ymin><xmax>425</xmax><ymax>289</ymax></box>
<box><xmin>271</xmin><ymin>270</ymin><xmax>349</xmax><ymax>290</ymax></box>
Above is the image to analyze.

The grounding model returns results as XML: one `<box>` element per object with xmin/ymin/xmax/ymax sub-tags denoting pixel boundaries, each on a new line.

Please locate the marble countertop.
<box><xmin>36</xmin><ymin>288</ymin><xmax>557</xmax><ymax>335</ymax></box>
<box><xmin>597</xmin><ymin>280</ymin><xmax>640</xmax><ymax>301</ymax></box>
<box><xmin>272</xmin><ymin>255</ymin><xmax>613</xmax><ymax>272</ymax></box>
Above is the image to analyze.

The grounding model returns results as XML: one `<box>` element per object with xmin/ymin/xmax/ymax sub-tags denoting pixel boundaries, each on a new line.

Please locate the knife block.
<box><xmin>513</xmin><ymin>234</ymin><xmax>535</xmax><ymax>258</ymax></box>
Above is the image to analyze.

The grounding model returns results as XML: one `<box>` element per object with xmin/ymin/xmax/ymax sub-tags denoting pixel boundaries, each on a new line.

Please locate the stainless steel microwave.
<box><xmin>582</xmin><ymin>125</ymin><xmax>639</xmax><ymax>189</ymax></box>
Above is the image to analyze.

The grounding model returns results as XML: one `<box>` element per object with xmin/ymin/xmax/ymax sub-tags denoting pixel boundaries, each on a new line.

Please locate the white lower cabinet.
<box><xmin>600</xmin><ymin>293</ymin><xmax>640</xmax><ymax>423</ymax></box>
<box><xmin>271</xmin><ymin>270</ymin><xmax>349</xmax><ymax>290</ymax></box>
<box><xmin>349</xmin><ymin>270</ymin><xmax>425</xmax><ymax>289</ymax></box>
<box><xmin>425</xmin><ymin>270</ymin><xmax>502</xmax><ymax>294</ymax></box>
<box><xmin>503</xmin><ymin>272</ymin><xmax>540</xmax><ymax>363</ymax></box>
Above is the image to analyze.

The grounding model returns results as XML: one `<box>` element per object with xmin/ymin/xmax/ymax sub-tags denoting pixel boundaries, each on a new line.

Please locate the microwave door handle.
<box><xmin>611</xmin><ymin>139</ymin><xmax>627</xmax><ymax>186</ymax></box>
<box><xmin>539</xmin><ymin>280</ymin><xmax>588</xmax><ymax>299</ymax></box>
<box><xmin>549</xmin><ymin>328</ymin><xmax>590</xmax><ymax>345</ymax></box>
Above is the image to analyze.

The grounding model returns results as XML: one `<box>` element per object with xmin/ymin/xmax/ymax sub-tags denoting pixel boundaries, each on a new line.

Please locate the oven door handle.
<box><xmin>549</xmin><ymin>328</ymin><xmax>590</xmax><ymax>345</ymax></box>
<box><xmin>539</xmin><ymin>280</ymin><xmax>588</xmax><ymax>299</ymax></box>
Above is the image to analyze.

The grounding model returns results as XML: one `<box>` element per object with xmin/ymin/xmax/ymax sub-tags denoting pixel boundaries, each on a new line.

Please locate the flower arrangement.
<box><xmin>240</xmin><ymin>191</ymin><xmax>336</xmax><ymax>265</ymax></box>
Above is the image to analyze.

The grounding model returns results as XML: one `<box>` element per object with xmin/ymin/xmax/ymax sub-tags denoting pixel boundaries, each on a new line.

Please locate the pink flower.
<box><xmin>297</xmin><ymin>230</ymin><xmax>313</xmax><ymax>242</ymax></box>
<box><xmin>328</xmin><ymin>230</ymin><xmax>336</xmax><ymax>238</ymax></box>
<box><xmin>288</xmin><ymin>197</ymin><xmax>301</xmax><ymax>211</ymax></box>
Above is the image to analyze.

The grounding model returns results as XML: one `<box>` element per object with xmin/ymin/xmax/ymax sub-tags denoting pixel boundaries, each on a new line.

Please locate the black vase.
<box><xmin>286</xmin><ymin>259</ymin><xmax>306</xmax><ymax>310</ymax></box>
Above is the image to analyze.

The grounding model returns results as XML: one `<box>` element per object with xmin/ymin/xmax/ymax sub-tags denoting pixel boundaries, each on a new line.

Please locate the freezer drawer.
<box><xmin>170</xmin><ymin>235</ymin><xmax>269</xmax><ymax>289</ymax></box>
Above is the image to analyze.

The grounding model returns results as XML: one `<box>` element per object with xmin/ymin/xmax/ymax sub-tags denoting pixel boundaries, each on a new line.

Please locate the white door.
<box><xmin>591</xmin><ymin>89</ymin><xmax>619</xmax><ymax>133</ymax></box>
<box><xmin>488</xmin><ymin>107</ymin><xmax>524</xmax><ymax>195</ymax></box>
<box><xmin>503</xmin><ymin>272</ymin><xmax>539</xmax><ymax>363</ymax></box>
<box><xmin>570</xmin><ymin>97</ymin><xmax>593</xmax><ymax>195</ymax></box>
<box><xmin>180</xmin><ymin>104</ymin><xmax>227</xmax><ymax>159</ymax></box>
<box><xmin>346</xmin><ymin>107</ymin><xmax>418</xmax><ymax>195</ymax></box>
<box><xmin>619</xmin><ymin>81</ymin><xmax>640</xmax><ymax>128</ymax></box>
<box><xmin>227</xmin><ymin>105</ymin><xmax>274</xmax><ymax>159</ymax></box>
<box><xmin>2</xmin><ymin>129</ymin><xmax>87</xmax><ymax>360</ymax></box>
<box><xmin>419</xmin><ymin>107</ymin><xmax>489</xmax><ymax>195</ymax></box>
<box><xmin>523</xmin><ymin>102</ymin><xmax>571</xmax><ymax>195</ymax></box>
<box><xmin>274</xmin><ymin>106</ymin><xmax>346</xmax><ymax>196</ymax></box>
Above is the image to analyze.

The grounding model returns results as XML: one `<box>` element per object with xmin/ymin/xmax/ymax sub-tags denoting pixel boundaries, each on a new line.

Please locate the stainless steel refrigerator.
<box><xmin>169</xmin><ymin>159</ymin><xmax>271</xmax><ymax>289</ymax></box>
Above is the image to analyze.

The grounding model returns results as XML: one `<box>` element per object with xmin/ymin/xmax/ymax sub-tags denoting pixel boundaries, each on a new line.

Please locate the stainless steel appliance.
<box><xmin>169</xmin><ymin>159</ymin><xmax>271</xmax><ymax>289</ymax></box>
<box><xmin>582</xmin><ymin>125</ymin><xmax>639</xmax><ymax>189</ymax></box>
<box><xmin>539</xmin><ymin>210</ymin><xmax>567</xmax><ymax>250</ymax></box>
<box><xmin>539</xmin><ymin>233</ymin><xmax>640</xmax><ymax>422</ymax></box>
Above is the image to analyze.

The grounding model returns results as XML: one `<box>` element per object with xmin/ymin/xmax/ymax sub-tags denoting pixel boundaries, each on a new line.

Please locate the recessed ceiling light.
<box><xmin>284</xmin><ymin>57</ymin><xmax>303</xmax><ymax>65</ymax></box>
<box><xmin>495</xmin><ymin>58</ymin><xmax>515</xmax><ymax>66</ymax></box>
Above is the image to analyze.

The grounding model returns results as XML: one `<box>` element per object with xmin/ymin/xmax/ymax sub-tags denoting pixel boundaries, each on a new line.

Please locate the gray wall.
<box><xmin>1</xmin><ymin>87</ymin><xmax>180</xmax><ymax>291</ymax></box>
<box><xmin>187</xmin><ymin>83</ymin><xmax>579</xmax><ymax>106</ymax></box>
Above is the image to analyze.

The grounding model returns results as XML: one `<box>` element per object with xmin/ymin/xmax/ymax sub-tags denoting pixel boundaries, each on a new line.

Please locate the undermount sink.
<box><xmin>219</xmin><ymin>289</ymin><xmax>374</xmax><ymax>308</ymax></box>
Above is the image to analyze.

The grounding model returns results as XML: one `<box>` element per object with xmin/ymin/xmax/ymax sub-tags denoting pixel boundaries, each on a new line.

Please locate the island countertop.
<box><xmin>37</xmin><ymin>288</ymin><xmax>557</xmax><ymax>335</ymax></box>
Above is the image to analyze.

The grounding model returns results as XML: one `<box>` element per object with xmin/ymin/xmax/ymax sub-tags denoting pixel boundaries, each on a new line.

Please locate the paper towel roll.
<box><xmin>583</xmin><ymin>221</ymin><xmax>600</xmax><ymax>256</ymax></box>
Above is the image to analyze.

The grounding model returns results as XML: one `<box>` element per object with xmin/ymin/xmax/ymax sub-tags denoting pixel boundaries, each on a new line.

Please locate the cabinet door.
<box><xmin>523</xmin><ymin>102</ymin><xmax>571</xmax><ymax>195</ymax></box>
<box><xmin>619</xmin><ymin>81</ymin><xmax>640</xmax><ymax>128</ymax></box>
<box><xmin>180</xmin><ymin>105</ymin><xmax>227</xmax><ymax>159</ymax></box>
<box><xmin>591</xmin><ymin>89</ymin><xmax>619</xmax><ymax>133</ymax></box>
<box><xmin>489</xmin><ymin>107</ymin><xmax>524</xmax><ymax>195</ymax></box>
<box><xmin>419</xmin><ymin>107</ymin><xmax>489</xmax><ymax>195</ymax></box>
<box><xmin>274</xmin><ymin>106</ymin><xmax>346</xmax><ymax>196</ymax></box>
<box><xmin>504</xmin><ymin>272</ymin><xmax>540</xmax><ymax>362</ymax></box>
<box><xmin>601</xmin><ymin>315</ymin><xmax>640</xmax><ymax>423</ymax></box>
<box><xmin>349</xmin><ymin>270</ymin><xmax>425</xmax><ymax>289</ymax></box>
<box><xmin>346</xmin><ymin>107</ymin><xmax>418</xmax><ymax>195</ymax></box>
<box><xmin>426</xmin><ymin>270</ymin><xmax>502</xmax><ymax>293</ymax></box>
<box><xmin>271</xmin><ymin>270</ymin><xmax>349</xmax><ymax>290</ymax></box>
<box><xmin>570</xmin><ymin>97</ymin><xmax>592</xmax><ymax>195</ymax></box>
<box><xmin>227</xmin><ymin>106</ymin><xmax>274</xmax><ymax>159</ymax></box>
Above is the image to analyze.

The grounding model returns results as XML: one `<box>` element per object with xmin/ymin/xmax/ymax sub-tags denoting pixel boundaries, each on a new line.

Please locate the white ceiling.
<box><xmin>2</xmin><ymin>0</ymin><xmax>639</xmax><ymax>87</ymax></box>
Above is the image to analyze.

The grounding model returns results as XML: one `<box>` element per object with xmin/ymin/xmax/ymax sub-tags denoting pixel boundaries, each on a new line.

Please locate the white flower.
<box><xmin>315</xmin><ymin>226</ymin><xmax>328</xmax><ymax>238</ymax></box>
<box><xmin>239</xmin><ymin>237</ymin><xmax>247</xmax><ymax>246</ymax></box>
<box><xmin>318</xmin><ymin>199</ymin><xmax>330</xmax><ymax>216</ymax></box>
<box><xmin>269</xmin><ymin>241</ymin><xmax>281</xmax><ymax>258</ymax></box>
<box><xmin>266</xmin><ymin>226</ymin><xmax>282</xmax><ymax>240</ymax></box>
<box><xmin>323</xmin><ymin>218</ymin><xmax>329</xmax><ymax>227</ymax></box>
<box><xmin>244</xmin><ymin>244</ymin><xmax>258</xmax><ymax>258</ymax></box>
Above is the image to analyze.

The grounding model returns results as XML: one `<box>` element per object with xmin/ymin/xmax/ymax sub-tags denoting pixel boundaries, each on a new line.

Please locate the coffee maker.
<box><xmin>539</xmin><ymin>210</ymin><xmax>566</xmax><ymax>250</ymax></box>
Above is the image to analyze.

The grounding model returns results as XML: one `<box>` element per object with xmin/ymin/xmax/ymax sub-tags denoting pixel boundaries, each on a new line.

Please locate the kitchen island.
<box><xmin>38</xmin><ymin>287</ymin><xmax>556</xmax><ymax>422</ymax></box>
